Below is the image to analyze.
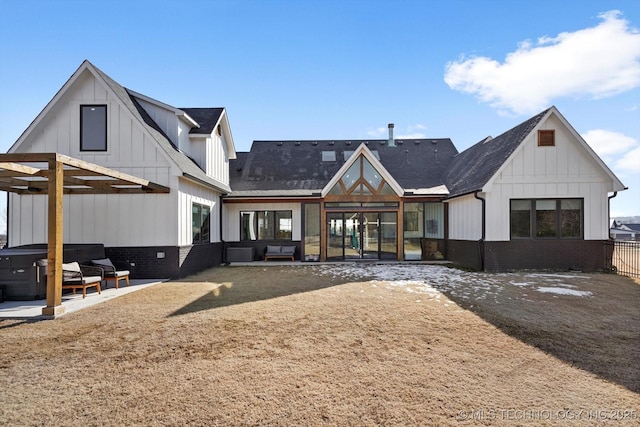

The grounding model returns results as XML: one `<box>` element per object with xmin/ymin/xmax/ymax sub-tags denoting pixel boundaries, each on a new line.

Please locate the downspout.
<box><xmin>4</xmin><ymin>191</ymin><xmax>8</xmax><ymax>248</ymax></box>
<box><xmin>220</xmin><ymin>195</ymin><xmax>226</xmax><ymax>264</ymax></box>
<box><xmin>474</xmin><ymin>191</ymin><xmax>485</xmax><ymax>271</ymax></box>
<box><xmin>607</xmin><ymin>192</ymin><xmax>617</xmax><ymax>239</ymax></box>
<box><xmin>606</xmin><ymin>192</ymin><xmax>618</xmax><ymax>271</ymax></box>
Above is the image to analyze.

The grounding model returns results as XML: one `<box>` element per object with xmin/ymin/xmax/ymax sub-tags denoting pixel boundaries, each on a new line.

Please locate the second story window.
<box><xmin>80</xmin><ymin>105</ymin><xmax>107</xmax><ymax>151</ymax></box>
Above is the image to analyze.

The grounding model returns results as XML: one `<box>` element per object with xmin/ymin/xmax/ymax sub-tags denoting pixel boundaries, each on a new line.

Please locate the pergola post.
<box><xmin>42</xmin><ymin>159</ymin><xmax>64</xmax><ymax>317</ymax></box>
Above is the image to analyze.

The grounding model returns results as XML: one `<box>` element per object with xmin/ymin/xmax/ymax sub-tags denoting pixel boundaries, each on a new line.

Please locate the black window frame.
<box><xmin>80</xmin><ymin>104</ymin><xmax>108</xmax><ymax>152</ymax></box>
<box><xmin>240</xmin><ymin>210</ymin><xmax>293</xmax><ymax>241</ymax></box>
<box><xmin>510</xmin><ymin>198</ymin><xmax>583</xmax><ymax>240</ymax></box>
<box><xmin>192</xmin><ymin>202</ymin><xmax>211</xmax><ymax>244</ymax></box>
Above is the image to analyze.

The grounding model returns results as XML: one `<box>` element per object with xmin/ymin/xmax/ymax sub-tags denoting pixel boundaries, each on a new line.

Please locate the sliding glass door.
<box><xmin>326</xmin><ymin>211</ymin><xmax>396</xmax><ymax>260</ymax></box>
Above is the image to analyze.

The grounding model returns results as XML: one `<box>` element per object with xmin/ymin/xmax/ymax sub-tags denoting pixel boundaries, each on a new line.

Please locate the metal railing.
<box><xmin>608</xmin><ymin>240</ymin><xmax>640</xmax><ymax>279</ymax></box>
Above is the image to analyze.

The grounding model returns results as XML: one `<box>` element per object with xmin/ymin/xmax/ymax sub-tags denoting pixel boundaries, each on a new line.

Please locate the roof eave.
<box><xmin>182</xmin><ymin>173</ymin><xmax>231</xmax><ymax>194</ymax></box>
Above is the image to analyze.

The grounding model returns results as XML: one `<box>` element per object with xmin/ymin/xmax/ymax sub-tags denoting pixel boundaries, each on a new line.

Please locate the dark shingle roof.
<box><xmin>180</xmin><ymin>108</ymin><xmax>224</xmax><ymax>134</ymax></box>
<box><xmin>445</xmin><ymin>108</ymin><xmax>551</xmax><ymax>198</ymax></box>
<box><xmin>229</xmin><ymin>139</ymin><xmax>458</xmax><ymax>193</ymax></box>
<box><xmin>89</xmin><ymin>62</ymin><xmax>230</xmax><ymax>192</ymax></box>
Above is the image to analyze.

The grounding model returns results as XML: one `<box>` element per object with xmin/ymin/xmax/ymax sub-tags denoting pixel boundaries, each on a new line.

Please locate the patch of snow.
<box><xmin>536</xmin><ymin>287</ymin><xmax>593</xmax><ymax>297</ymax></box>
<box><xmin>510</xmin><ymin>282</ymin><xmax>531</xmax><ymax>287</ymax></box>
<box><xmin>309</xmin><ymin>264</ymin><xmax>594</xmax><ymax>300</ymax></box>
<box><xmin>527</xmin><ymin>273</ymin><xmax>584</xmax><ymax>279</ymax></box>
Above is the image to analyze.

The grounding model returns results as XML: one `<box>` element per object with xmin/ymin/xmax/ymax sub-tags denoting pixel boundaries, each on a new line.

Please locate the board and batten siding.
<box><xmin>9</xmin><ymin>191</ymin><xmax>177</xmax><ymax>247</ymax></box>
<box><xmin>446</xmin><ymin>194</ymin><xmax>483</xmax><ymax>240</ymax></box>
<box><xmin>136</xmin><ymin>98</ymin><xmax>181</xmax><ymax>148</ymax></box>
<box><xmin>206</xmin><ymin>132</ymin><xmax>229</xmax><ymax>186</ymax></box>
<box><xmin>178</xmin><ymin>178</ymin><xmax>222</xmax><ymax>245</ymax></box>
<box><xmin>223</xmin><ymin>202</ymin><xmax>302</xmax><ymax>241</ymax></box>
<box><xmin>7</xmin><ymin>68</ymin><xmax>179</xmax><ymax>247</ymax></box>
<box><xmin>485</xmin><ymin>114</ymin><xmax>614</xmax><ymax>241</ymax></box>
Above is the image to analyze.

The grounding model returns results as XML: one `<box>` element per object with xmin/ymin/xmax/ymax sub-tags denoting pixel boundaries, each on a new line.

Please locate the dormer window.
<box><xmin>80</xmin><ymin>105</ymin><xmax>107</xmax><ymax>151</ymax></box>
<box><xmin>538</xmin><ymin>130</ymin><xmax>555</xmax><ymax>147</ymax></box>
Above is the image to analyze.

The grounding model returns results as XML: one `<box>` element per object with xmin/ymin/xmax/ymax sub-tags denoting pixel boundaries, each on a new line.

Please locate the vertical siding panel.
<box><xmin>557</xmin><ymin>182</ymin><xmax>567</xmax><ymax>196</ymax></box>
<box><xmin>81</xmin><ymin>195</ymin><xmax>95</xmax><ymax>243</ymax></box>
<box><xmin>131</xmin><ymin>124</ymin><xmax>144</xmax><ymax>162</ymax></box>
<box><xmin>32</xmin><ymin>196</ymin><xmax>46</xmax><ymax>244</ymax></box>
<box><xmin>22</xmin><ymin>197</ymin><xmax>34</xmax><ymax>244</ymax></box>
<box><xmin>522</xmin><ymin>142</ymin><xmax>534</xmax><ymax>176</ymax></box>
<box><xmin>546</xmin><ymin>146</ymin><xmax>557</xmax><ymax>176</ymax></box>
<box><xmin>64</xmin><ymin>195</ymin><xmax>75</xmax><ymax>242</ymax></box>
<box><xmin>93</xmin><ymin>194</ymin><xmax>107</xmax><ymax>244</ymax></box>
<box><xmin>58</xmin><ymin>105</ymin><xmax>71</xmax><ymax>153</ymax></box>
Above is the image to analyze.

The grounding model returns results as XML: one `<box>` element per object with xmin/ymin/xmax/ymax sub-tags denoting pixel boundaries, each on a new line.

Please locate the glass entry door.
<box><xmin>326</xmin><ymin>212</ymin><xmax>396</xmax><ymax>260</ymax></box>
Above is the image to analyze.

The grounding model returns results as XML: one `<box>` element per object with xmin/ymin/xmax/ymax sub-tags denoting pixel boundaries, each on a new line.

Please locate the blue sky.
<box><xmin>0</xmin><ymin>0</ymin><xmax>639</xmax><ymax>229</ymax></box>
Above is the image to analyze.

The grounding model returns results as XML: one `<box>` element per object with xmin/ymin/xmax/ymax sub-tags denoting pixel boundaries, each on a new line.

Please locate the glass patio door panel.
<box><xmin>327</xmin><ymin>213</ymin><xmax>345</xmax><ymax>259</ymax></box>
<box><xmin>344</xmin><ymin>214</ymin><xmax>361</xmax><ymax>259</ymax></box>
<box><xmin>326</xmin><ymin>211</ymin><xmax>397</xmax><ymax>260</ymax></box>
<box><xmin>361</xmin><ymin>213</ymin><xmax>379</xmax><ymax>259</ymax></box>
<box><xmin>379</xmin><ymin>212</ymin><xmax>397</xmax><ymax>259</ymax></box>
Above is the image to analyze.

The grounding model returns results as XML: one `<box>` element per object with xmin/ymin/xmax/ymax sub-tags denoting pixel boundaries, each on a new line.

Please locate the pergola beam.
<box><xmin>0</xmin><ymin>152</ymin><xmax>171</xmax><ymax>317</ymax></box>
<box><xmin>0</xmin><ymin>162</ymin><xmax>40</xmax><ymax>175</ymax></box>
<box><xmin>0</xmin><ymin>153</ymin><xmax>169</xmax><ymax>195</ymax></box>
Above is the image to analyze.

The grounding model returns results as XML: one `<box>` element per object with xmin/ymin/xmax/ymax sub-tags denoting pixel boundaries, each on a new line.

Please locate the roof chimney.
<box><xmin>388</xmin><ymin>123</ymin><xmax>395</xmax><ymax>147</ymax></box>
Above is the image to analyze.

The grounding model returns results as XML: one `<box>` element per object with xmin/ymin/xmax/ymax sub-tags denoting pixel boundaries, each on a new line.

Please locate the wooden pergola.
<box><xmin>0</xmin><ymin>153</ymin><xmax>170</xmax><ymax>317</ymax></box>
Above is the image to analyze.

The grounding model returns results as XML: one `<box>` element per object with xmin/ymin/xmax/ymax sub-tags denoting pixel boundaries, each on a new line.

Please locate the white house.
<box><xmin>3</xmin><ymin>61</ymin><xmax>627</xmax><ymax>278</ymax></box>
<box><xmin>5</xmin><ymin>60</ymin><xmax>235</xmax><ymax>278</ymax></box>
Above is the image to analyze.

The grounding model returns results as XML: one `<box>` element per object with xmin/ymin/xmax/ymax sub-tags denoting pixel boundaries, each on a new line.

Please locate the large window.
<box><xmin>510</xmin><ymin>199</ymin><xmax>583</xmax><ymax>239</ymax></box>
<box><xmin>192</xmin><ymin>203</ymin><xmax>211</xmax><ymax>244</ymax></box>
<box><xmin>403</xmin><ymin>202</ymin><xmax>444</xmax><ymax>260</ymax></box>
<box><xmin>304</xmin><ymin>204</ymin><xmax>320</xmax><ymax>258</ymax></box>
<box><xmin>241</xmin><ymin>211</ymin><xmax>292</xmax><ymax>241</ymax></box>
<box><xmin>80</xmin><ymin>105</ymin><xmax>107</xmax><ymax>151</ymax></box>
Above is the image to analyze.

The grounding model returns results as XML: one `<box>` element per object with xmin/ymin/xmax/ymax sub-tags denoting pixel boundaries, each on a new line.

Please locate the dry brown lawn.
<box><xmin>1</xmin><ymin>264</ymin><xmax>639</xmax><ymax>426</ymax></box>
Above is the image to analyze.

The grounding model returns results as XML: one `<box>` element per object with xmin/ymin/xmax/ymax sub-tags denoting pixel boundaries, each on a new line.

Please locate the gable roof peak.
<box><xmin>445</xmin><ymin>106</ymin><xmax>553</xmax><ymax>198</ymax></box>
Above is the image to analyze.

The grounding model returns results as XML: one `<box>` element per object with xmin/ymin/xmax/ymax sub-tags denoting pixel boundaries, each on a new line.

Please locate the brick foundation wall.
<box><xmin>106</xmin><ymin>243</ymin><xmax>224</xmax><ymax>279</ymax></box>
<box><xmin>179</xmin><ymin>243</ymin><xmax>223</xmax><ymax>277</ymax></box>
<box><xmin>447</xmin><ymin>240</ymin><xmax>483</xmax><ymax>271</ymax></box>
<box><xmin>483</xmin><ymin>240</ymin><xmax>612</xmax><ymax>272</ymax></box>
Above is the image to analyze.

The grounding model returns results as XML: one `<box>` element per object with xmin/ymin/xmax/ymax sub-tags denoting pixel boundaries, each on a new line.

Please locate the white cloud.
<box><xmin>444</xmin><ymin>10</ymin><xmax>640</xmax><ymax>115</ymax></box>
<box><xmin>366</xmin><ymin>127</ymin><xmax>386</xmax><ymax>138</ymax></box>
<box><xmin>397</xmin><ymin>132</ymin><xmax>427</xmax><ymax>139</ymax></box>
<box><xmin>582</xmin><ymin>129</ymin><xmax>637</xmax><ymax>160</ymax></box>
<box><xmin>615</xmin><ymin>146</ymin><xmax>640</xmax><ymax>173</ymax></box>
<box><xmin>582</xmin><ymin>129</ymin><xmax>640</xmax><ymax>174</ymax></box>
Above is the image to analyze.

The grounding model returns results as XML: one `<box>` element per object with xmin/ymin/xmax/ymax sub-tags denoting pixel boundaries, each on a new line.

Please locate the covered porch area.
<box><xmin>0</xmin><ymin>152</ymin><xmax>170</xmax><ymax>318</ymax></box>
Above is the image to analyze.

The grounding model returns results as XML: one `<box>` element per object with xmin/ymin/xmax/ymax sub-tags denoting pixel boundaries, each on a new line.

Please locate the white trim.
<box><xmin>217</xmin><ymin>109</ymin><xmax>237</xmax><ymax>160</ymax></box>
<box><xmin>405</xmin><ymin>185</ymin><xmax>449</xmax><ymax>195</ymax></box>
<box><xmin>483</xmin><ymin>106</ymin><xmax>626</xmax><ymax>193</ymax></box>
<box><xmin>225</xmin><ymin>189</ymin><xmax>320</xmax><ymax>197</ymax></box>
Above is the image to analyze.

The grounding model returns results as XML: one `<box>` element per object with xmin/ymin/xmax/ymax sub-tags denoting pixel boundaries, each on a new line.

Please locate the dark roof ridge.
<box><xmin>445</xmin><ymin>107</ymin><xmax>552</xmax><ymax>198</ymax></box>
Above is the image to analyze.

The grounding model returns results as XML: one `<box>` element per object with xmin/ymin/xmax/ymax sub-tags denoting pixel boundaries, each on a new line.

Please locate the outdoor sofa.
<box><xmin>264</xmin><ymin>245</ymin><xmax>296</xmax><ymax>261</ymax></box>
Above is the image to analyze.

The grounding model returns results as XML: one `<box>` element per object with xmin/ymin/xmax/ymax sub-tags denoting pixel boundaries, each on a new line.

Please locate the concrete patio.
<box><xmin>0</xmin><ymin>279</ymin><xmax>165</xmax><ymax>319</ymax></box>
